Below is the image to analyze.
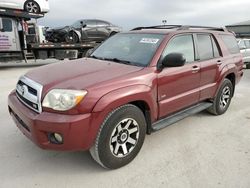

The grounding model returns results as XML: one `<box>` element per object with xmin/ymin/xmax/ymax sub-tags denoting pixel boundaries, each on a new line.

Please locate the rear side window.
<box><xmin>197</xmin><ymin>34</ymin><xmax>213</xmax><ymax>60</ymax></box>
<box><xmin>163</xmin><ymin>35</ymin><xmax>195</xmax><ymax>63</ymax></box>
<box><xmin>221</xmin><ymin>35</ymin><xmax>240</xmax><ymax>54</ymax></box>
<box><xmin>2</xmin><ymin>18</ymin><xmax>12</xmax><ymax>32</ymax></box>
<box><xmin>196</xmin><ymin>34</ymin><xmax>221</xmax><ymax>60</ymax></box>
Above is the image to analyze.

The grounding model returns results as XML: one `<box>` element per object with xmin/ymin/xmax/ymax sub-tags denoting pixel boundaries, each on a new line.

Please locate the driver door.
<box><xmin>157</xmin><ymin>34</ymin><xmax>200</xmax><ymax>118</ymax></box>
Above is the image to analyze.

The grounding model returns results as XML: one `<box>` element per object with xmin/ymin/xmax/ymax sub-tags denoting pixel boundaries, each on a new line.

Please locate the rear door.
<box><xmin>0</xmin><ymin>17</ymin><xmax>20</xmax><ymax>52</ymax></box>
<box><xmin>84</xmin><ymin>20</ymin><xmax>98</xmax><ymax>39</ymax></box>
<box><xmin>157</xmin><ymin>34</ymin><xmax>201</xmax><ymax>118</ymax></box>
<box><xmin>195</xmin><ymin>33</ymin><xmax>221</xmax><ymax>100</ymax></box>
<box><xmin>96</xmin><ymin>21</ymin><xmax>110</xmax><ymax>39</ymax></box>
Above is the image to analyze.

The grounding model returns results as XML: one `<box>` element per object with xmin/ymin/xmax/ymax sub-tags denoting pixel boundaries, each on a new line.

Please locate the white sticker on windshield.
<box><xmin>140</xmin><ymin>38</ymin><xmax>159</xmax><ymax>44</ymax></box>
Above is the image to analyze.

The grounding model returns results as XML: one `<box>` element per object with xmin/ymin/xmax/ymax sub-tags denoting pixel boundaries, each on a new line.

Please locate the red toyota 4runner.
<box><xmin>8</xmin><ymin>25</ymin><xmax>244</xmax><ymax>169</ymax></box>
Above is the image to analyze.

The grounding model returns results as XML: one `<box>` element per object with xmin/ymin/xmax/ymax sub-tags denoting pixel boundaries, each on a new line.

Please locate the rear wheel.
<box><xmin>90</xmin><ymin>104</ymin><xmax>146</xmax><ymax>169</ymax></box>
<box><xmin>24</xmin><ymin>0</ymin><xmax>40</xmax><ymax>13</ymax></box>
<box><xmin>207</xmin><ymin>78</ymin><xmax>233</xmax><ymax>115</ymax></box>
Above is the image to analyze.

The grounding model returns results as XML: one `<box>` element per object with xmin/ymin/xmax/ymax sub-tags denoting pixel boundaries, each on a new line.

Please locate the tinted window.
<box><xmin>2</xmin><ymin>18</ymin><xmax>12</xmax><ymax>32</ymax></box>
<box><xmin>86</xmin><ymin>20</ymin><xmax>97</xmax><ymax>26</ymax></box>
<box><xmin>244</xmin><ymin>40</ymin><xmax>250</xmax><ymax>48</ymax></box>
<box><xmin>98</xmin><ymin>21</ymin><xmax>109</xmax><ymax>26</ymax></box>
<box><xmin>212</xmin><ymin>37</ymin><xmax>220</xmax><ymax>58</ymax></box>
<box><xmin>163</xmin><ymin>35</ymin><xmax>195</xmax><ymax>63</ymax></box>
<box><xmin>197</xmin><ymin>34</ymin><xmax>213</xmax><ymax>60</ymax></box>
<box><xmin>221</xmin><ymin>35</ymin><xmax>240</xmax><ymax>54</ymax></box>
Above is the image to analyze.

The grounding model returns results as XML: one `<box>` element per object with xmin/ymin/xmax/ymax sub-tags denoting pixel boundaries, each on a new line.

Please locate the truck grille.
<box><xmin>16</xmin><ymin>76</ymin><xmax>43</xmax><ymax>113</ymax></box>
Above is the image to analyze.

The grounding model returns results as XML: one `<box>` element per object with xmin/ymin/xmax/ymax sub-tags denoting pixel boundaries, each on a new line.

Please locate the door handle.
<box><xmin>192</xmin><ymin>66</ymin><xmax>200</xmax><ymax>73</ymax></box>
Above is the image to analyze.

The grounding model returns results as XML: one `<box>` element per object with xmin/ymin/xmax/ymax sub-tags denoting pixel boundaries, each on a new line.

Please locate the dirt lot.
<box><xmin>0</xmin><ymin>65</ymin><xmax>249</xmax><ymax>188</ymax></box>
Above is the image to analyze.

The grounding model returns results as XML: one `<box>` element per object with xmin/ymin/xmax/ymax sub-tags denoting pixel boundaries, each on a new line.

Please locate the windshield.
<box><xmin>71</xmin><ymin>20</ymin><xmax>83</xmax><ymax>28</ymax></box>
<box><xmin>91</xmin><ymin>33</ymin><xmax>164</xmax><ymax>67</ymax></box>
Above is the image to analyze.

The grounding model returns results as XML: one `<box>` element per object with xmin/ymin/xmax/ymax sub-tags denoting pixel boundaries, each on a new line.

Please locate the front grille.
<box><xmin>16</xmin><ymin>76</ymin><xmax>43</xmax><ymax>113</ymax></box>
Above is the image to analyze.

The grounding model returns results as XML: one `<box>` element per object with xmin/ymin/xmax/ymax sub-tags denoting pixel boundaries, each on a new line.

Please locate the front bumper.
<box><xmin>8</xmin><ymin>91</ymin><xmax>94</xmax><ymax>151</ymax></box>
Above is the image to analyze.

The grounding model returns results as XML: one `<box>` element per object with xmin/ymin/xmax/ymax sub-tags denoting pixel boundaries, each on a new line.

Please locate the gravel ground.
<box><xmin>0</xmin><ymin>65</ymin><xmax>249</xmax><ymax>188</ymax></box>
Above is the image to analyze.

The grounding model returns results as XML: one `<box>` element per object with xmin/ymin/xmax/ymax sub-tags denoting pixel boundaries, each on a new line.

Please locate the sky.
<box><xmin>38</xmin><ymin>0</ymin><xmax>250</xmax><ymax>30</ymax></box>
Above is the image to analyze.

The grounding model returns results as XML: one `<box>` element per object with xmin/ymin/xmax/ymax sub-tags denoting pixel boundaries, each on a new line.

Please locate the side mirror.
<box><xmin>80</xmin><ymin>21</ymin><xmax>87</xmax><ymax>28</ymax></box>
<box><xmin>0</xmin><ymin>28</ymin><xmax>5</xmax><ymax>32</ymax></box>
<box><xmin>162</xmin><ymin>53</ymin><xmax>186</xmax><ymax>68</ymax></box>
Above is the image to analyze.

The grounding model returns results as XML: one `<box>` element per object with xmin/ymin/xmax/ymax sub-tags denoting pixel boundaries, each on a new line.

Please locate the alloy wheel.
<box><xmin>109</xmin><ymin>118</ymin><xmax>139</xmax><ymax>158</ymax></box>
<box><xmin>26</xmin><ymin>2</ymin><xmax>39</xmax><ymax>13</ymax></box>
<box><xmin>219</xmin><ymin>86</ymin><xmax>231</xmax><ymax>109</ymax></box>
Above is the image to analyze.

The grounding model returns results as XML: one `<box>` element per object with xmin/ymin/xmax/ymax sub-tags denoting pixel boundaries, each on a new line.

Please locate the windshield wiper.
<box><xmin>90</xmin><ymin>55</ymin><xmax>104</xmax><ymax>60</ymax></box>
<box><xmin>103</xmin><ymin>57</ymin><xmax>132</xmax><ymax>65</ymax></box>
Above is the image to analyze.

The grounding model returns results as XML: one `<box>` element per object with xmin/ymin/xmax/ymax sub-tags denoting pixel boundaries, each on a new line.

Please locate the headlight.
<box><xmin>42</xmin><ymin>89</ymin><xmax>87</xmax><ymax>111</ymax></box>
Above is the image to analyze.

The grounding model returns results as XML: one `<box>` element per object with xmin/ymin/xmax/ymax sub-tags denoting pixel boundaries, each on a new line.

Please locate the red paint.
<box><xmin>8</xmin><ymin>29</ymin><xmax>244</xmax><ymax>151</ymax></box>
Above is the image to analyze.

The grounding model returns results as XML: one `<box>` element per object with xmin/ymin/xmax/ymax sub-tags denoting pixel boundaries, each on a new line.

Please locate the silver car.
<box><xmin>238</xmin><ymin>38</ymin><xmax>250</xmax><ymax>69</ymax></box>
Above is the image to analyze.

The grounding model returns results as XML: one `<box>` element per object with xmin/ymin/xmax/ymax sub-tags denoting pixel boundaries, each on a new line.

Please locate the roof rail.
<box><xmin>131</xmin><ymin>25</ymin><xmax>228</xmax><ymax>32</ymax></box>
<box><xmin>0</xmin><ymin>7</ymin><xmax>44</xmax><ymax>20</ymax></box>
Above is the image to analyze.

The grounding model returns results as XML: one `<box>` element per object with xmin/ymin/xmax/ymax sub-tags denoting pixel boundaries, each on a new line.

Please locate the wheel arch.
<box><xmin>91</xmin><ymin>85</ymin><xmax>157</xmax><ymax>134</ymax></box>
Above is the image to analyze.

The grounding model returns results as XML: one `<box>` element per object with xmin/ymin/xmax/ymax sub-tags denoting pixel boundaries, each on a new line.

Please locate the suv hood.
<box><xmin>25</xmin><ymin>58</ymin><xmax>143</xmax><ymax>93</ymax></box>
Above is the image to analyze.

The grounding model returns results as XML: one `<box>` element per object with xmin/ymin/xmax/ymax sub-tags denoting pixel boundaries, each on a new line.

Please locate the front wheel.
<box><xmin>90</xmin><ymin>104</ymin><xmax>146</xmax><ymax>169</ymax></box>
<box><xmin>207</xmin><ymin>78</ymin><xmax>233</xmax><ymax>115</ymax></box>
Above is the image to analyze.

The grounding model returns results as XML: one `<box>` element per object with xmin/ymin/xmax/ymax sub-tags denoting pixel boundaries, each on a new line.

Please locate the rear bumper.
<box><xmin>8</xmin><ymin>91</ymin><xmax>94</xmax><ymax>151</ymax></box>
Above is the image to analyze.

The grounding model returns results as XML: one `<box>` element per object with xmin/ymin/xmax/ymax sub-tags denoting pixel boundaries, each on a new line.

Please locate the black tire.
<box><xmin>90</xmin><ymin>104</ymin><xmax>146</xmax><ymax>169</ymax></box>
<box><xmin>207</xmin><ymin>78</ymin><xmax>233</xmax><ymax>115</ymax></box>
<box><xmin>24</xmin><ymin>0</ymin><xmax>41</xmax><ymax>13</ymax></box>
<box><xmin>65</xmin><ymin>31</ymin><xmax>79</xmax><ymax>43</ymax></box>
<box><xmin>246</xmin><ymin>63</ymin><xmax>250</xmax><ymax>69</ymax></box>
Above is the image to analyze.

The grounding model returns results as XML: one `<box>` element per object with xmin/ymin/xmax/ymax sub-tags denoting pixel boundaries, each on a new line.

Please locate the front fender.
<box><xmin>92</xmin><ymin>84</ymin><xmax>158</xmax><ymax>121</ymax></box>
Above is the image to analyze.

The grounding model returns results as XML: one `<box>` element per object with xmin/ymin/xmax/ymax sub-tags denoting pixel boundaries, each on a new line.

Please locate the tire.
<box><xmin>24</xmin><ymin>0</ymin><xmax>41</xmax><ymax>13</ymax></box>
<box><xmin>65</xmin><ymin>31</ymin><xmax>79</xmax><ymax>43</ymax></box>
<box><xmin>246</xmin><ymin>63</ymin><xmax>250</xmax><ymax>69</ymax></box>
<box><xmin>90</xmin><ymin>104</ymin><xmax>146</xmax><ymax>169</ymax></box>
<box><xmin>207</xmin><ymin>78</ymin><xmax>233</xmax><ymax>115</ymax></box>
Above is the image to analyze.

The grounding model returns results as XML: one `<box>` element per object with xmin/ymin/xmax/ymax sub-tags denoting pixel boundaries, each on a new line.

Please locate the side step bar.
<box><xmin>151</xmin><ymin>102</ymin><xmax>213</xmax><ymax>132</ymax></box>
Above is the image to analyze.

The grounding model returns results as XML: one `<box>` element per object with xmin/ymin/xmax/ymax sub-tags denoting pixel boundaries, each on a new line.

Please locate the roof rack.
<box><xmin>0</xmin><ymin>7</ymin><xmax>44</xmax><ymax>20</ymax></box>
<box><xmin>131</xmin><ymin>25</ymin><xmax>228</xmax><ymax>32</ymax></box>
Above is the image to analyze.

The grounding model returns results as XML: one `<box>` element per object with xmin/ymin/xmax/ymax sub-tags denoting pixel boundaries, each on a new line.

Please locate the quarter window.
<box><xmin>221</xmin><ymin>35</ymin><xmax>240</xmax><ymax>54</ymax></box>
<box><xmin>163</xmin><ymin>35</ymin><xmax>195</xmax><ymax>63</ymax></box>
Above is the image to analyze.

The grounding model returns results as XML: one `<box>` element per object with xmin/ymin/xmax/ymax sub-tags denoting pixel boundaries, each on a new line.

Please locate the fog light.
<box><xmin>54</xmin><ymin>133</ymin><xmax>63</xmax><ymax>143</ymax></box>
<box><xmin>48</xmin><ymin>133</ymin><xmax>63</xmax><ymax>144</ymax></box>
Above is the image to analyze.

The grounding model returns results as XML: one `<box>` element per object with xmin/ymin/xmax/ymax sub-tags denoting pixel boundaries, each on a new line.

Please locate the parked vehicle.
<box><xmin>237</xmin><ymin>38</ymin><xmax>250</xmax><ymax>69</ymax></box>
<box><xmin>46</xmin><ymin>19</ymin><xmax>122</xmax><ymax>43</ymax></box>
<box><xmin>0</xmin><ymin>0</ymin><xmax>49</xmax><ymax>13</ymax></box>
<box><xmin>8</xmin><ymin>25</ymin><xmax>244</xmax><ymax>169</ymax></box>
<box><xmin>0</xmin><ymin>8</ymin><xmax>99</xmax><ymax>62</ymax></box>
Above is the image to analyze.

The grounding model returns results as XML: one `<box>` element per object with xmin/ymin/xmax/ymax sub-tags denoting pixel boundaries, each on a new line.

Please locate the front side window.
<box><xmin>162</xmin><ymin>35</ymin><xmax>195</xmax><ymax>63</ymax></box>
<box><xmin>2</xmin><ymin>18</ymin><xmax>12</xmax><ymax>32</ymax></box>
<box><xmin>91</xmin><ymin>33</ymin><xmax>164</xmax><ymax>67</ymax></box>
